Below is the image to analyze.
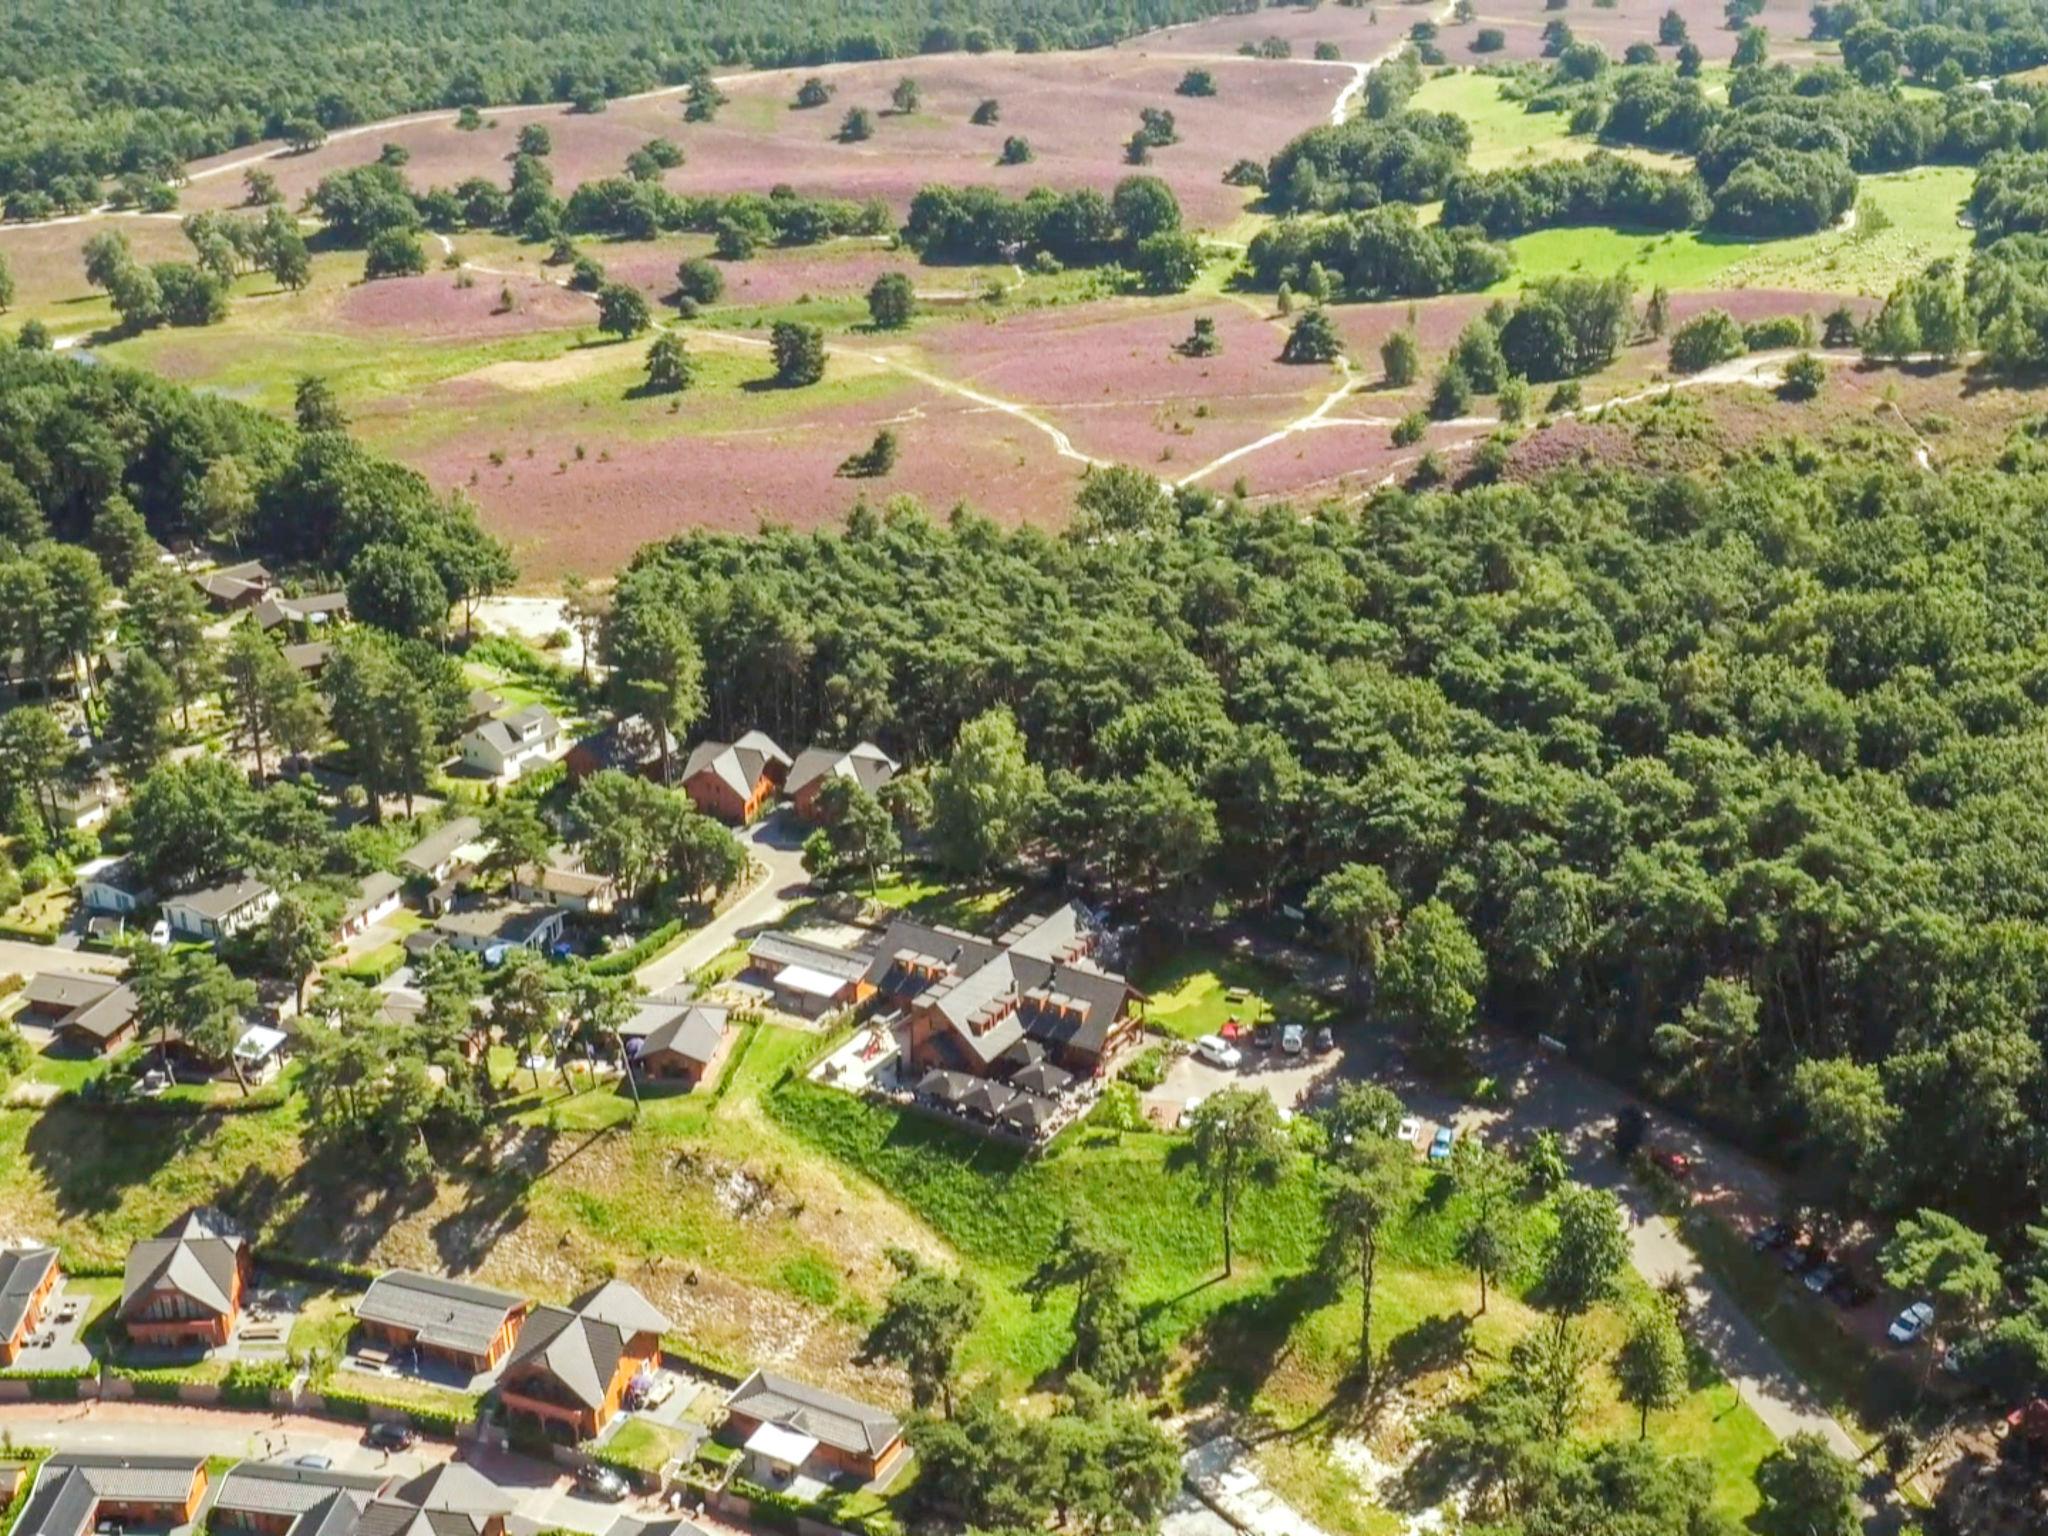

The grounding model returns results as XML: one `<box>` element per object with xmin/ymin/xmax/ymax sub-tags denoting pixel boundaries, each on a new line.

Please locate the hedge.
<box><xmin>588</xmin><ymin>918</ymin><xmax>684</xmax><ymax>977</ymax></box>
<box><xmin>728</xmin><ymin>1478</ymin><xmax>902</xmax><ymax>1536</ymax></box>
<box><xmin>319</xmin><ymin>1384</ymin><xmax>475</xmax><ymax>1439</ymax></box>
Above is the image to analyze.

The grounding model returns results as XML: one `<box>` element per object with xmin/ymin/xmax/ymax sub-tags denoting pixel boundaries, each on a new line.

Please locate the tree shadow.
<box><xmin>24</xmin><ymin>1101</ymin><xmax>218</xmax><ymax>1220</ymax></box>
<box><xmin>1385</xmin><ymin>1311</ymin><xmax>1476</xmax><ymax>1384</ymax></box>
<box><xmin>1178</xmin><ymin>1268</ymin><xmax>1335</xmax><ymax>1414</ymax></box>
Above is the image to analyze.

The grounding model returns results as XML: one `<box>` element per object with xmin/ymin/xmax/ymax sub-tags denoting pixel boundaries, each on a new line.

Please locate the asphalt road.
<box><xmin>633</xmin><ymin>811</ymin><xmax>813</xmax><ymax>995</ymax></box>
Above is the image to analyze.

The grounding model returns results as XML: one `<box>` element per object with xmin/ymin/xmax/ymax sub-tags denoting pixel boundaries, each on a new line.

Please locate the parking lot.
<box><xmin>1144</xmin><ymin>1036</ymin><xmax>1343</xmax><ymax>1125</ymax></box>
<box><xmin>5</xmin><ymin>1278</ymin><xmax>97</xmax><ymax>1373</ymax></box>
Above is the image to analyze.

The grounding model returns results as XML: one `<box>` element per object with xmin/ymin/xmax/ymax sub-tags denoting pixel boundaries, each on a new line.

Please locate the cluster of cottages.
<box><xmin>565</xmin><ymin>718</ymin><xmax>898</xmax><ymax>829</ymax></box>
<box><xmin>0</xmin><ymin>1215</ymin><xmax>908</xmax><ymax>1498</ymax></box>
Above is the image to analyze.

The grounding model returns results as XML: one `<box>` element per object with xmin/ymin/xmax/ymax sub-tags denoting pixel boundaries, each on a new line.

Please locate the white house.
<box><xmin>432</xmin><ymin>903</ymin><xmax>565</xmax><ymax>960</ymax></box>
<box><xmin>459</xmin><ymin>704</ymin><xmax>560</xmax><ymax>781</ymax></box>
<box><xmin>397</xmin><ymin>816</ymin><xmax>485</xmax><ymax>883</ymax></box>
<box><xmin>338</xmin><ymin>872</ymin><xmax>404</xmax><ymax>939</ymax></box>
<box><xmin>510</xmin><ymin>849</ymin><xmax>618</xmax><ymax>916</ymax></box>
<box><xmin>76</xmin><ymin>855</ymin><xmax>154</xmax><ymax>916</ymax></box>
<box><xmin>163</xmin><ymin>874</ymin><xmax>279</xmax><ymax>944</ymax></box>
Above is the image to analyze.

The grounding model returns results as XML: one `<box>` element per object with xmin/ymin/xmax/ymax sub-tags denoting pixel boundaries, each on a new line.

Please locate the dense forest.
<box><xmin>0</xmin><ymin>0</ymin><xmax>1243</xmax><ymax>201</ymax></box>
<box><xmin>600</xmin><ymin>435</ymin><xmax>2048</xmax><ymax>1280</ymax></box>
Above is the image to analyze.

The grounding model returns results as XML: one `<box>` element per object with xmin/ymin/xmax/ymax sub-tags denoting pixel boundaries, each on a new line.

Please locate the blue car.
<box><xmin>1429</xmin><ymin>1126</ymin><xmax>1456</xmax><ymax>1163</ymax></box>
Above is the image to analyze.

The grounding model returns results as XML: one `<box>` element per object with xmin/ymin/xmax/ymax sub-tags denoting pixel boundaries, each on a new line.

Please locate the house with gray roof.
<box><xmin>744</xmin><ymin>931</ymin><xmax>871</xmax><ymax>1016</ymax></box>
<box><xmin>510</xmin><ymin>849</ymin><xmax>617</xmax><ymax>916</ymax></box>
<box><xmin>353</xmin><ymin>1463</ymin><xmax>509</xmax><ymax>1536</ymax></box>
<box><xmin>0</xmin><ymin>1245</ymin><xmax>59</xmax><ymax>1366</ymax></box>
<box><xmin>198</xmin><ymin>560</ymin><xmax>273</xmax><ymax>610</ymax></box>
<box><xmin>499</xmin><ymin>1279</ymin><xmax>670</xmax><ymax>1442</ymax></box>
<box><xmin>626</xmin><ymin>1002</ymin><xmax>730</xmax><ymax>1089</ymax></box>
<box><xmin>786</xmin><ymin>742</ymin><xmax>898</xmax><ymax>821</ymax></box>
<box><xmin>723</xmin><ymin>1369</ymin><xmax>907</xmax><ymax>1484</ymax></box>
<box><xmin>867</xmin><ymin>902</ymin><xmax>1139</xmax><ymax>1080</ymax></box>
<box><xmin>75</xmin><ymin>854</ymin><xmax>153</xmax><ymax>916</ymax></box>
<box><xmin>13</xmin><ymin>1455</ymin><xmax>209</xmax><ymax>1536</ymax></box>
<box><xmin>119</xmin><ymin>1207</ymin><xmax>249</xmax><ymax>1349</ymax></box>
<box><xmin>679</xmin><ymin>731</ymin><xmax>790</xmax><ymax>823</ymax></box>
<box><xmin>164</xmin><ymin>873</ymin><xmax>278</xmax><ymax>944</ymax></box>
<box><xmin>210</xmin><ymin>1462</ymin><xmax>390</xmax><ymax>1536</ymax></box>
<box><xmin>254</xmin><ymin>591</ymin><xmax>349</xmax><ymax>634</ymax></box>
<box><xmin>399</xmin><ymin>817</ymin><xmax>484</xmax><ymax>883</ymax></box>
<box><xmin>340</xmin><ymin>872</ymin><xmax>404</xmax><ymax>939</ymax></box>
<box><xmin>355</xmin><ymin>1270</ymin><xmax>529</xmax><ymax>1375</ymax></box>
<box><xmin>459</xmin><ymin>704</ymin><xmax>559</xmax><ymax>782</ymax></box>
<box><xmin>432</xmin><ymin>903</ymin><xmax>563</xmax><ymax>960</ymax></box>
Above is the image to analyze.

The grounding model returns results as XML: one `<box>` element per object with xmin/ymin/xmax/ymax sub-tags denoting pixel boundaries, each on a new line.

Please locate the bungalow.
<box><xmin>208</xmin><ymin>1463</ymin><xmax>390</xmax><ymax>1536</ymax></box>
<box><xmin>564</xmin><ymin>715</ymin><xmax>677</xmax><ymax>785</ymax></box>
<box><xmin>744</xmin><ymin>931</ymin><xmax>870</xmax><ymax>1017</ymax></box>
<box><xmin>339</xmin><ymin>872</ymin><xmax>404</xmax><ymax>940</ymax></box>
<box><xmin>460</xmin><ymin>704</ymin><xmax>559</xmax><ymax>782</ymax></box>
<box><xmin>13</xmin><ymin>1456</ymin><xmax>208</xmax><ymax>1536</ymax></box>
<box><xmin>76</xmin><ymin>854</ymin><xmax>154</xmax><ymax>916</ymax></box>
<box><xmin>253</xmin><ymin>592</ymin><xmax>349</xmax><ymax>634</ymax></box>
<box><xmin>510</xmin><ymin>850</ymin><xmax>617</xmax><ymax>916</ymax></box>
<box><xmin>281</xmin><ymin>641</ymin><xmax>333</xmax><ymax>680</ymax></box>
<box><xmin>164</xmin><ymin>874</ymin><xmax>279</xmax><ymax>944</ymax></box>
<box><xmin>19</xmin><ymin>970</ymin><xmax>120</xmax><ymax>1025</ymax></box>
<box><xmin>355</xmin><ymin>1269</ymin><xmax>529</xmax><ymax>1376</ymax></box>
<box><xmin>119</xmin><ymin>1207</ymin><xmax>249</xmax><ymax>1350</ymax></box>
<box><xmin>199</xmin><ymin>560</ymin><xmax>273</xmax><ymax>611</ymax></box>
<box><xmin>464</xmin><ymin>688</ymin><xmax>505</xmax><ymax>728</ymax></box>
<box><xmin>398</xmin><ymin>816</ymin><xmax>484</xmax><ymax>884</ymax></box>
<box><xmin>499</xmin><ymin>1279</ymin><xmax>671</xmax><ymax>1443</ymax></box>
<box><xmin>356</xmin><ymin>1464</ymin><xmax>509</xmax><ymax>1536</ymax></box>
<box><xmin>626</xmin><ymin>1002</ymin><xmax>730</xmax><ymax>1088</ymax></box>
<box><xmin>866</xmin><ymin>902</ymin><xmax>1140</xmax><ymax>1080</ymax></box>
<box><xmin>786</xmin><ymin>742</ymin><xmax>899</xmax><ymax>821</ymax></box>
<box><xmin>723</xmin><ymin>1369</ymin><xmax>907</xmax><ymax>1486</ymax></box>
<box><xmin>53</xmin><ymin>982</ymin><xmax>139</xmax><ymax>1056</ymax></box>
<box><xmin>0</xmin><ymin>1245</ymin><xmax>60</xmax><ymax>1366</ymax></box>
<box><xmin>432</xmin><ymin>903</ymin><xmax>564</xmax><ymax>960</ymax></box>
<box><xmin>680</xmin><ymin>731</ymin><xmax>790</xmax><ymax>824</ymax></box>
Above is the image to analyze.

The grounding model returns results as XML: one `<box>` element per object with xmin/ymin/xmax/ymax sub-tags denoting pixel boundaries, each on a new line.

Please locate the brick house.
<box><xmin>118</xmin><ymin>1208</ymin><xmax>249</xmax><ymax>1349</ymax></box>
<box><xmin>865</xmin><ymin>902</ymin><xmax>1141</xmax><ymax>1080</ymax></box>
<box><xmin>785</xmin><ymin>742</ymin><xmax>898</xmax><ymax>821</ymax></box>
<box><xmin>679</xmin><ymin>732</ymin><xmax>790</xmax><ymax>823</ymax></box>
<box><xmin>354</xmin><ymin>1464</ymin><xmax>509</xmax><ymax>1536</ymax></box>
<box><xmin>498</xmin><ymin>1280</ymin><xmax>670</xmax><ymax>1443</ymax></box>
<box><xmin>209</xmin><ymin>1463</ymin><xmax>391</xmax><ymax>1536</ymax></box>
<box><xmin>564</xmin><ymin>715</ymin><xmax>678</xmax><ymax>785</ymax></box>
<box><xmin>0</xmin><ymin>1245</ymin><xmax>60</xmax><ymax>1366</ymax></box>
<box><xmin>15</xmin><ymin>1456</ymin><xmax>208</xmax><ymax>1536</ymax></box>
<box><xmin>625</xmin><ymin>1002</ymin><xmax>730</xmax><ymax>1089</ymax></box>
<box><xmin>723</xmin><ymin>1369</ymin><xmax>906</xmax><ymax>1485</ymax></box>
<box><xmin>354</xmin><ymin>1269</ymin><xmax>529</xmax><ymax>1376</ymax></box>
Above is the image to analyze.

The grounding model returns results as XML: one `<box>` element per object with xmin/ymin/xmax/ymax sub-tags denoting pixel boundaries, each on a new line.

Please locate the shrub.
<box><xmin>1474</xmin><ymin>27</ymin><xmax>1507</xmax><ymax>50</ymax></box>
<box><xmin>971</xmin><ymin>98</ymin><xmax>1000</xmax><ymax>126</ymax></box>
<box><xmin>1430</xmin><ymin>362</ymin><xmax>1472</xmax><ymax>419</ymax></box>
<box><xmin>999</xmin><ymin>136</ymin><xmax>1033</xmax><ymax>165</ymax></box>
<box><xmin>676</xmin><ymin>257</ymin><xmax>724</xmax><ymax>305</ymax></box>
<box><xmin>1668</xmin><ymin>308</ymin><xmax>1746</xmax><ymax>373</ymax></box>
<box><xmin>1380</xmin><ymin>328</ymin><xmax>1418</xmax><ymax>386</ymax></box>
<box><xmin>363</xmin><ymin>229</ymin><xmax>426</xmax><ymax>280</ymax></box>
<box><xmin>771</xmin><ymin>320</ymin><xmax>827</xmax><ymax>386</ymax></box>
<box><xmin>1279</xmin><ymin>307</ymin><xmax>1343</xmax><ymax>364</ymax></box>
<box><xmin>1742</xmin><ymin>313</ymin><xmax>1812</xmax><ymax>350</ymax></box>
<box><xmin>1121</xmin><ymin>1046</ymin><xmax>1168</xmax><ymax>1091</ymax></box>
<box><xmin>1392</xmin><ymin>410</ymin><xmax>1429</xmax><ymax>446</ymax></box>
<box><xmin>1778</xmin><ymin>351</ymin><xmax>1826</xmax><ymax>400</ymax></box>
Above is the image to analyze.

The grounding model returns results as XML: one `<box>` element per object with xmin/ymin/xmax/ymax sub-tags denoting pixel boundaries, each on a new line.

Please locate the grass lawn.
<box><xmin>1409</xmin><ymin>72</ymin><xmax>1597</xmax><ymax>174</ymax></box>
<box><xmin>1135</xmin><ymin>945</ymin><xmax>1338</xmax><ymax>1041</ymax></box>
<box><xmin>863</xmin><ymin>872</ymin><xmax>1021</xmax><ymax>930</ymax></box>
<box><xmin>604</xmin><ymin>1418</ymin><xmax>695</xmax><ymax>1474</ymax></box>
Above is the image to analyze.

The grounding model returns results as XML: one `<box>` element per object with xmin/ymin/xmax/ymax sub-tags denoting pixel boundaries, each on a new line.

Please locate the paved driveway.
<box><xmin>0</xmin><ymin>938</ymin><xmax>125</xmax><ymax>982</ymax></box>
<box><xmin>634</xmin><ymin>811</ymin><xmax>813</xmax><ymax>995</ymax></box>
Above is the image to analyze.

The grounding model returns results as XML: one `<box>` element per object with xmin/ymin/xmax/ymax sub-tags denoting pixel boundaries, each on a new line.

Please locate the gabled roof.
<box><xmin>167</xmin><ymin>873</ymin><xmax>274</xmax><ymax>920</ymax></box>
<box><xmin>785</xmin><ymin>742</ymin><xmax>898</xmax><ymax>800</ymax></box>
<box><xmin>433</xmin><ymin>903</ymin><xmax>558</xmax><ymax>946</ymax></box>
<box><xmin>283</xmin><ymin>641</ymin><xmax>334</xmax><ymax>675</ymax></box>
<box><xmin>21</xmin><ymin>971</ymin><xmax>118</xmax><ymax>1014</ymax></box>
<box><xmin>357</xmin><ymin>1269</ymin><xmax>527</xmax><ymax>1358</ymax></box>
<box><xmin>725</xmin><ymin>1369</ymin><xmax>902</xmax><ymax>1459</ymax></box>
<box><xmin>681</xmin><ymin>733</ymin><xmax>790</xmax><ymax>801</ymax></box>
<box><xmin>466</xmin><ymin>704</ymin><xmax>558</xmax><ymax>757</ymax></box>
<box><xmin>212</xmin><ymin>1462</ymin><xmax>389</xmax><ymax>1520</ymax></box>
<box><xmin>17</xmin><ymin>1456</ymin><xmax>204</xmax><ymax>1536</ymax></box>
<box><xmin>353</xmin><ymin>1462</ymin><xmax>509</xmax><ymax>1536</ymax></box>
<box><xmin>120</xmin><ymin>1207</ymin><xmax>244</xmax><ymax>1319</ymax></box>
<box><xmin>255</xmin><ymin>592</ymin><xmax>349</xmax><ymax>630</ymax></box>
<box><xmin>634</xmin><ymin>1004</ymin><xmax>727</xmax><ymax>1067</ymax></box>
<box><xmin>0</xmin><ymin>1245</ymin><xmax>57</xmax><ymax>1343</ymax></box>
<box><xmin>58</xmin><ymin>983</ymin><xmax>138</xmax><ymax>1043</ymax></box>
<box><xmin>503</xmin><ymin>1279</ymin><xmax>670</xmax><ymax>1410</ymax></box>
<box><xmin>571</xmin><ymin>715</ymin><xmax>676</xmax><ymax>775</ymax></box>
<box><xmin>345</xmin><ymin>872</ymin><xmax>404</xmax><ymax>923</ymax></box>
<box><xmin>746</xmin><ymin>930</ymin><xmax>871</xmax><ymax>984</ymax></box>
<box><xmin>76</xmin><ymin>854</ymin><xmax>151</xmax><ymax>898</ymax></box>
<box><xmin>400</xmin><ymin>817</ymin><xmax>484</xmax><ymax>875</ymax></box>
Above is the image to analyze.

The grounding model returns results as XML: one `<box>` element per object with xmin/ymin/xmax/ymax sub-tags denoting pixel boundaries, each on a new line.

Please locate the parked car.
<box><xmin>1824</xmin><ymin>1269</ymin><xmax>1876</xmax><ymax>1309</ymax></box>
<box><xmin>1781</xmin><ymin>1241</ymin><xmax>1827</xmax><ymax>1276</ymax></box>
<box><xmin>364</xmin><ymin>1422</ymin><xmax>417</xmax><ymax>1452</ymax></box>
<box><xmin>1397</xmin><ymin>1116</ymin><xmax>1422</xmax><ymax>1147</ymax></box>
<box><xmin>1802</xmin><ymin>1262</ymin><xmax>1839</xmax><ymax>1296</ymax></box>
<box><xmin>293</xmin><ymin>1455</ymin><xmax>334</xmax><ymax>1471</ymax></box>
<box><xmin>576</xmin><ymin>1465</ymin><xmax>629</xmax><ymax>1501</ymax></box>
<box><xmin>1750</xmin><ymin>1220</ymin><xmax>1792</xmax><ymax>1252</ymax></box>
<box><xmin>1313</xmin><ymin>1025</ymin><xmax>1335</xmax><ymax>1053</ymax></box>
<box><xmin>1888</xmin><ymin>1300</ymin><xmax>1936</xmax><ymax>1346</ymax></box>
<box><xmin>1280</xmin><ymin>1023</ymin><xmax>1305</xmax><ymax>1055</ymax></box>
<box><xmin>1251</xmin><ymin>1021</ymin><xmax>1275</xmax><ymax>1051</ymax></box>
<box><xmin>1194</xmin><ymin>1034</ymin><xmax>1242</xmax><ymax>1070</ymax></box>
<box><xmin>1429</xmin><ymin>1126</ymin><xmax>1456</xmax><ymax>1163</ymax></box>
